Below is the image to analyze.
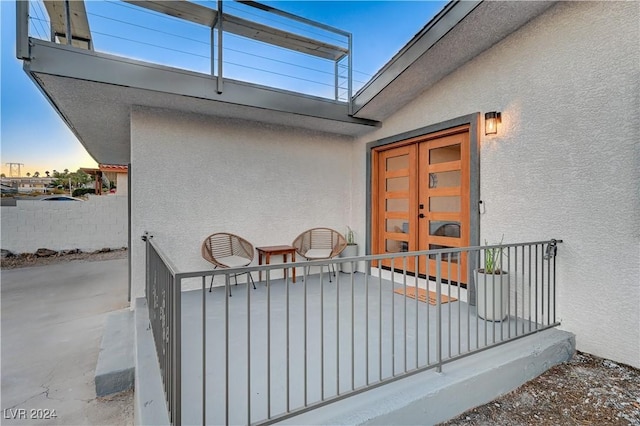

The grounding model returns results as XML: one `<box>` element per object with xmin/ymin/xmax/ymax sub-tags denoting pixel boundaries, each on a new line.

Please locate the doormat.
<box><xmin>393</xmin><ymin>287</ymin><xmax>457</xmax><ymax>305</ymax></box>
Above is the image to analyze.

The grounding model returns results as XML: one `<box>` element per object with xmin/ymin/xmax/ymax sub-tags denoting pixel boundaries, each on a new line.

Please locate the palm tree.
<box><xmin>45</xmin><ymin>171</ymin><xmax>50</xmax><ymax>177</ymax></box>
<box><xmin>26</xmin><ymin>172</ymin><xmax>31</xmax><ymax>177</ymax></box>
<box><xmin>34</xmin><ymin>171</ymin><xmax>40</xmax><ymax>178</ymax></box>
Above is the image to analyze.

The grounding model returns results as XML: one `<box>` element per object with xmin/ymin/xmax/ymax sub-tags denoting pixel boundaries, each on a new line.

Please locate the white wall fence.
<box><xmin>1</xmin><ymin>195</ymin><xmax>128</xmax><ymax>253</ymax></box>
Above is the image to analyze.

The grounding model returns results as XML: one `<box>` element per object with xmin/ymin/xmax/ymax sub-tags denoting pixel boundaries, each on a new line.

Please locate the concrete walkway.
<box><xmin>1</xmin><ymin>259</ymin><xmax>133</xmax><ymax>425</ymax></box>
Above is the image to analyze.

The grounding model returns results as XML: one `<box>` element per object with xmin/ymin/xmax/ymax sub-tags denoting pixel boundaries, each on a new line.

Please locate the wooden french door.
<box><xmin>372</xmin><ymin>125</ymin><xmax>470</xmax><ymax>283</ymax></box>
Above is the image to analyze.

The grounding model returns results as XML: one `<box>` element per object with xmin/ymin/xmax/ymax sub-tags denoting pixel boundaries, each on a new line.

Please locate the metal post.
<box><xmin>304</xmin><ymin>265</ymin><xmax>308</xmax><ymax>406</ymax></box>
<box><xmin>174</xmin><ymin>275</ymin><xmax>182</xmax><ymax>426</ymax></box>
<box><xmin>365</xmin><ymin>265</ymin><xmax>369</xmax><ymax>385</ymax></box>
<box><xmin>64</xmin><ymin>0</ymin><xmax>72</xmax><ymax>45</ymax></box>
<box><xmin>390</xmin><ymin>256</ymin><xmax>395</xmax><ymax>377</ymax></box>
<box><xmin>247</xmin><ymin>270</ymin><xmax>251</xmax><ymax>424</ymax></box>
<box><xmin>16</xmin><ymin>0</ymin><xmax>30</xmax><ymax>60</ymax></box>
<box><xmin>347</xmin><ymin>33</ymin><xmax>353</xmax><ymax>115</ymax></box>
<box><xmin>414</xmin><ymin>256</ymin><xmax>418</xmax><ymax>368</ymax></box>
<box><xmin>435</xmin><ymin>253</ymin><xmax>442</xmax><ymax>373</ymax></box>
<box><xmin>336</xmin><ymin>267</ymin><xmax>340</xmax><ymax>395</ymax></box>
<box><xmin>286</xmin><ymin>268</ymin><xmax>290</xmax><ymax>412</ymax></box>
<box><xmin>320</xmin><ymin>267</ymin><xmax>324</xmax><ymax>400</ymax></box>
<box><xmin>350</xmin><ymin>266</ymin><xmax>355</xmax><ymax>390</ymax></box>
<box><xmin>378</xmin><ymin>262</ymin><xmax>382</xmax><ymax>380</ymax></box>
<box><xmin>334</xmin><ymin>61</ymin><xmax>339</xmax><ymax>101</ymax></box>
<box><xmin>202</xmin><ymin>276</ymin><xmax>206</xmax><ymax>426</ymax></box>
<box><xmin>216</xmin><ymin>0</ymin><xmax>223</xmax><ymax>94</ymax></box>
<box><xmin>447</xmin><ymin>254</ymin><xmax>451</xmax><ymax>358</ymax></box>
<box><xmin>403</xmin><ymin>256</ymin><xmax>407</xmax><ymax>373</ymax></box>
<box><xmin>267</xmin><ymin>270</ymin><xmax>271</xmax><ymax>418</ymax></box>
<box><xmin>224</xmin><ymin>273</ymin><xmax>229</xmax><ymax>425</ymax></box>
<box><xmin>127</xmin><ymin>163</ymin><xmax>132</xmax><ymax>303</ymax></box>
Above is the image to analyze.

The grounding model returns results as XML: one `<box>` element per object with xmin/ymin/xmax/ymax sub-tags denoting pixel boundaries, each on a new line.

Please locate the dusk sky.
<box><xmin>1</xmin><ymin>0</ymin><xmax>446</xmax><ymax>177</ymax></box>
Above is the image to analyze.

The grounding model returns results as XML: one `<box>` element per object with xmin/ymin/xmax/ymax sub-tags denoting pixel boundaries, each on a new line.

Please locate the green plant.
<box><xmin>72</xmin><ymin>188</ymin><xmax>95</xmax><ymax>197</ymax></box>
<box><xmin>482</xmin><ymin>236</ymin><xmax>506</xmax><ymax>274</ymax></box>
<box><xmin>345</xmin><ymin>226</ymin><xmax>355</xmax><ymax>245</ymax></box>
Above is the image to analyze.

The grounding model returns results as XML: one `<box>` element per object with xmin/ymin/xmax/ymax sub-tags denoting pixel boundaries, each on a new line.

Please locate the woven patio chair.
<box><xmin>292</xmin><ymin>227</ymin><xmax>347</xmax><ymax>282</ymax></box>
<box><xmin>201</xmin><ymin>232</ymin><xmax>256</xmax><ymax>296</ymax></box>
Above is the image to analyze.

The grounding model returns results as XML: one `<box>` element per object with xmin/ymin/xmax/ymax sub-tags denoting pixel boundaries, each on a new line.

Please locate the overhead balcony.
<box><xmin>16</xmin><ymin>0</ymin><xmax>380</xmax><ymax>164</ymax></box>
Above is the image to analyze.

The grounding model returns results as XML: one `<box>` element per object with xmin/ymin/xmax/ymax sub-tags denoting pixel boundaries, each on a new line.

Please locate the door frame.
<box><xmin>366</xmin><ymin>113</ymin><xmax>481</xmax><ymax>278</ymax></box>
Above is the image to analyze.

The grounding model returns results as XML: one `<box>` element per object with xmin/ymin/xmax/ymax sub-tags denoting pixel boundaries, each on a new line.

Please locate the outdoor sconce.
<box><xmin>485</xmin><ymin>111</ymin><xmax>501</xmax><ymax>135</ymax></box>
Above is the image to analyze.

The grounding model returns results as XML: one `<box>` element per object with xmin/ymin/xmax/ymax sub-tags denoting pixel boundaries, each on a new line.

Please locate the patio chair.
<box><xmin>201</xmin><ymin>232</ymin><xmax>256</xmax><ymax>296</ymax></box>
<box><xmin>292</xmin><ymin>227</ymin><xmax>347</xmax><ymax>282</ymax></box>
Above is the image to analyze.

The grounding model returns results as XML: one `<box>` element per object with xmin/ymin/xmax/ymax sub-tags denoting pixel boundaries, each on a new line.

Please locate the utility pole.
<box><xmin>5</xmin><ymin>163</ymin><xmax>24</xmax><ymax>177</ymax></box>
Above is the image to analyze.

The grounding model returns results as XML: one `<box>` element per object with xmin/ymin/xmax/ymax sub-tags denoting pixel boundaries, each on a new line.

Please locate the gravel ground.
<box><xmin>1</xmin><ymin>247</ymin><xmax>127</xmax><ymax>269</ymax></box>
<box><xmin>441</xmin><ymin>352</ymin><xmax>640</xmax><ymax>425</ymax></box>
<box><xmin>3</xmin><ymin>250</ymin><xmax>639</xmax><ymax>425</ymax></box>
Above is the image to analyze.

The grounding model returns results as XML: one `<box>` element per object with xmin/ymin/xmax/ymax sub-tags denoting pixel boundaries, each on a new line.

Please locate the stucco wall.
<box><xmin>130</xmin><ymin>108</ymin><xmax>354</xmax><ymax>298</ymax></box>
<box><xmin>0</xmin><ymin>195</ymin><xmax>128</xmax><ymax>253</ymax></box>
<box><xmin>353</xmin><ymin>2</ymin><xmax>639</xmax><ymax>367</ymax></box>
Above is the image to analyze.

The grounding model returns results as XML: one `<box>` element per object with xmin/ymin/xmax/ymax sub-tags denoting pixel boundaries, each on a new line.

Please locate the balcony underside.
<box><xmin>25</xmin><ymin>40</ymin><xmax>379</xmax><ymax>165</ymax></box>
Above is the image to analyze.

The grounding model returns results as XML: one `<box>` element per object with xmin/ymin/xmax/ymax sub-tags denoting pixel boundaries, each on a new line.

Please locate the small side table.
<box><xmin>256</xmin><ymin>245</ymin><xmax>296</xmax><ymax>283</ymax></box>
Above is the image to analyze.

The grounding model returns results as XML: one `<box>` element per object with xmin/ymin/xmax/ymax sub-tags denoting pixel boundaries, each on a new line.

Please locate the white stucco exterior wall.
<box><xmin>116</xmin><ymin>173</ymin><xmax>128</xmax><ymax>196</ymax></box>
<box><xmin>353</xmin><ymin>2</ymin><xmax>639</xmax><ymax>367</ymax></box>
<box><xmin>0</xmin><ymin>195</ymin><xmax>128</xmax><ymax>253</ymax></box>
<box><xmin>130</xmin><ymin>109</ymin><xmax>354</xmax><ymax>299</ymax></box>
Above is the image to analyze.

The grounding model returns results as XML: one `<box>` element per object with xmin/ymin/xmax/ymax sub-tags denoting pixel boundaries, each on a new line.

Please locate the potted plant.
<box><xmin>340</xmin><ymin>226</ymin><xmax>358</xmax><ymax>273</ymax></box>
<box><xmin>475</xmin><ymin>237</ymin><xmax>509</xmax><ymax>321</ymax></box>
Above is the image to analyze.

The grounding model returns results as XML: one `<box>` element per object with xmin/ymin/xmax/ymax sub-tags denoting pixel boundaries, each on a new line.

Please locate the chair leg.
<box><xmin>209</xmin><ymin>274</ymin><xmax>215</xmax><ymax>292</ymax></box>
<box><xmin>248</xmin><ymin>272</ymin><xmax>256</xmax><ymax>290</ymax></box>
<box><xmin>328</xmin><ymin>264</ymin><xmax>332</xmax><ymax>283</ymax></box>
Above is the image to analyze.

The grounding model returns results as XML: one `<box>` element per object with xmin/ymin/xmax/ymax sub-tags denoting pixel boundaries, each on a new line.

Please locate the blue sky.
<box><xmin>1</xmin><ymin>0</ymin><xmax>445</xmax><ymax>176</ymax></box>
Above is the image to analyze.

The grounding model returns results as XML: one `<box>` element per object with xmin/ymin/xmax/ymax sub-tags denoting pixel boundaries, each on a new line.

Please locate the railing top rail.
<box><xmin>158</xmin><ymin>238</ymin><xmax>563</xmax><ymax>280</ymax></box>
<box><xmin>146</xmin><ymin>235</ymin><xmax>181</xmax><ymax>277</ymax></box>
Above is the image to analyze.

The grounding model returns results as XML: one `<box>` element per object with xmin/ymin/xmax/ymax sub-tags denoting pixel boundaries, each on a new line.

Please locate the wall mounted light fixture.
<box><xmin>485</xmin><ymin>111</ymin><xmax>501</xmax><ymax>135</ymax></box>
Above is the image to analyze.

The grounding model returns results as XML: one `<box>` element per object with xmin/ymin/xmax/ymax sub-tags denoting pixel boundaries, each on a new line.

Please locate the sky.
<box><xmin>1</xmin><ymin>0</ymin><xmax>446</xmax><ymax>177</ymax></box>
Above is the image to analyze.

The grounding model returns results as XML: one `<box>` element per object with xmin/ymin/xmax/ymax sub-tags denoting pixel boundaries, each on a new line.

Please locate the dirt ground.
<box><xmin>3</xmin><ymin>250</ymin><xmax>639</xmax><ymax>425</ymax></box>
<box><xmin>441</xmin><ymin>351</ymin><xmax>640</xmax><ymax>426</ymax></box>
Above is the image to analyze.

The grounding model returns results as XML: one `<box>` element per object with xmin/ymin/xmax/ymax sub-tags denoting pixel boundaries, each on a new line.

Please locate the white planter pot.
<box><xmin>340</xmin><ymin>244</ymin><xmax>358</xmax><ymax>273</ymax></box>
<box><xmin>475</xmin><ymin>270</ymin><xmax>509</xmax><ymax>321</ymax></box>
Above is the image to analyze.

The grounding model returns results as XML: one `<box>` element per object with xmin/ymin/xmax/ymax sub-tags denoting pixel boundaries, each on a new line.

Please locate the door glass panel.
<box><xmin>386</xmin><ymin>155</ymin><xmax>408</xmax><ymax>171</ymax></box>
<box><xmin>386</xmin><ymin>219</ymin><xmax>409</xmax><ymax>234</ymax></box>
<box><xmin>429</xmin><ymin>170</ymin><xmax>460</xmax><ymax>189</ymax></box>
<box><xmin>386</xmin><ymin>198</ymin><xmax>409</xmax><ymax>212</ymax></box>
<box><xmin>429</xmin><ymin>144</ymin><xmax>461</xmax><ymax>164</ymax></box>
<box><xmin>429</xmin><ymin>221</ymin><xmax>460</xmax><ymax>238</ymax></box>
<box><xmin>386</xmin><ymin>239</ymin><xmax>409</xmax><ymax>253</ymax></box>
<box><xmin>429</xmin><ymin>196</ymin><xmax>460</xmax><ymax>212</ymax></box>
<box><xmin>386</xmin><ymin>176</ymin><xmax>409</xmax><ymax>191</ymax></box>
<box><xmin>428</xmin><ymin>244</ymin><xmax>459</xmax><ymax>263</ymax></box>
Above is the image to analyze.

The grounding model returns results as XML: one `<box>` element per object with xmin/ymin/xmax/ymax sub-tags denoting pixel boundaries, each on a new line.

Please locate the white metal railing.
<box><xmin>144</xmin><ymin>234</ymin><xmax>561</xmax><ymax>425</ymax></box>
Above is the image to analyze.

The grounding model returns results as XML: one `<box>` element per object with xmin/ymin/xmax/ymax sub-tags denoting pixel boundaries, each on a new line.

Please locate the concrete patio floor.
<box><xmin>1</xmin><ymin>259</ymin><xmax>133</xmax><ymax>425</ymax></box>
<box><xmin>175</xmin><ymin>271</ymin><xmax>570</xmax><ymax>425</ymax></box>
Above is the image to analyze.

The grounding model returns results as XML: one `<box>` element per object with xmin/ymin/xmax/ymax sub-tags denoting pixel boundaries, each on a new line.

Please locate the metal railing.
<box><xmin>18</xmin><ymin>0</ymin><xmax>356</xmax><ymax>104</ymax></box>
<box><xmin>143</xmin><ymin>233</ymin><xmax>181</xmax><ymax>425</ymax></box>
<box><xmin>144</xmin><ymin>235</ymin><xmax>562</xmax><ymax>425</ymax></box>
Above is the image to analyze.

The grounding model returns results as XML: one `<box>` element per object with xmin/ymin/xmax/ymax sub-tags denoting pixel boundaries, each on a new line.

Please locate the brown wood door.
<box><xmin>372</xmin><ymin>126</ymin><xmax>470</xmax><ymax>283</ymax></box>
<box><xmin>373</xmin><ymin>144</ymin><xmax>417</xmax><ymax>270</ymax></box>
<box><xmin>417</xmin><ymin>131</ymin><xmax>469</xmax><ymax>283</ymax></box>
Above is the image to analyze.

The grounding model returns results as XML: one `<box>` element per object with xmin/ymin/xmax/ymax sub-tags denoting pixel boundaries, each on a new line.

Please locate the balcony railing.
<box><xmin>17</xmin><ymin>0</ymin><xmax>357</xmax><ymax>106</ymax></box>
<box><xmin>144</xmin><ymin>234</ymin><xmax>561</xmax><ymax>425</ymax></box>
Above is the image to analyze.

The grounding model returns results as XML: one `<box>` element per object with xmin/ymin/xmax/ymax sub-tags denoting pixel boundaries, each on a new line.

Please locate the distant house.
<box><xmin>80</xmin><ymin>164</ymin><xmax>128</xmax><ymax>195</ymax></box>
<box><xmin>16</xmin><ymin>0</ymin><xmax>638</xmax><ymax>402</ymax></box>
<box><xmin>0</xmin><ymin>177</ymin><xmax>54</xmax><ymax>193</ymax></box>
